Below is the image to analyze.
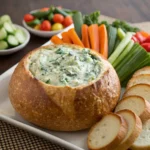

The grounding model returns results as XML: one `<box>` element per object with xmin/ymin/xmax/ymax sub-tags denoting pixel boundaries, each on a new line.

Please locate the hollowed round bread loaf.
<box><xmin>9</xmin><ymin>44</ymin><xmax>120</xmax><ymax>131</ymax></box>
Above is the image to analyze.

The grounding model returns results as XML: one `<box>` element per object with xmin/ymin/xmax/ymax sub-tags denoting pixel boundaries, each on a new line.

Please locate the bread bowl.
<box><xmin>9</xmin><ymin>44</ymin><xmax>120</xmax><ymax>131</ymax></box>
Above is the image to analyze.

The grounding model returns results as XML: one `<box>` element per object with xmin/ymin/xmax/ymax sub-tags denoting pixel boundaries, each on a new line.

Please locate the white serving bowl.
<box><xmin>22</xmin><ymin>20</ymin><xmax>71</xmax><ymax>38</ymax></box>
<box><xmin>0</xmin><ymin>24</ymin><xmax>30</xmax><ymax>55</ymax></box>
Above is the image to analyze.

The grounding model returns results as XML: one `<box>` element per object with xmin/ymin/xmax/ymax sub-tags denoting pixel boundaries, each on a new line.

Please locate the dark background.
<box><xmin>0</xmin><ymin>0</ymin><xmax>150</xmax><ymax>74</ymax></box>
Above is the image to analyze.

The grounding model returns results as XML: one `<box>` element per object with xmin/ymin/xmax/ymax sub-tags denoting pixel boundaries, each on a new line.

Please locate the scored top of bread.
<box><xmin>115</xmin><ymin>109</ymin><xmax>142</xmax><ymax>150</ymax></box>
<box><xmin>126</xmin><ymin>74</ymin><xmax>150</xmax><ymax>90</ymax></box>
<box><xmin>123</xmin><ymin>84</ymin><xmax>150</xmax><ymax>103</ymax></box>
<box><xmin>130</xmin><ymin>119</ymin><xmax>150</xmax><ymax>150</ymax></box>
<box><xmin>88</xmin><ymin>113</ymin><xmax>128</xmax><ymax>150</ymax></box>
<box><xmin>133</xmin><ymin>66</ymin><xmax>150</xmax><ymax>77</ymax></box>
<box><xmin>115</xmin><ymin>95</ymin><xmax>150</xmax><ymax>122</ymax></box>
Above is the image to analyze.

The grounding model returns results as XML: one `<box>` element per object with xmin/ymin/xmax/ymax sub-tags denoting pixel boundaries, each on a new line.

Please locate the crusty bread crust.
<box><xmin>132</xmin><ymin>66</ymin><xmax>150</xmax><ymax>77</ymax></box>
<box><xmin>115</xmin><ymin>95</ymin><xmax>150</xmax><ymax>123</ymax></box>
<box><xmin>87</xmin><ymin>113</ymin><xmax>128</xmax><ymax>150</ymax></box>
<box><xmin>126</xmin><ymin>74</ymin><xmax>150</xmax><ymax>90</ymax></box>
<box><xmin>9</xmin><ymin>44</ymin><xmax>121</xmax><ymax>131</ymax></box>
<box><xmin>115</xmin><ymin>110</ymin><xmax>142</xmax><ymax>150</ymax></box>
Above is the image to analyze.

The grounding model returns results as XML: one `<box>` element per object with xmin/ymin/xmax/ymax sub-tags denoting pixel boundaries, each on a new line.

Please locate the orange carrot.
<box><xmin>88</xmin><ymin>24</ymin><xmax>99</xmax><ymax>52</ymax></box>
<box><xmin>82</xmin><ymin>24</ymin><xmax>90</xmax><ymax>48</ymax></box>
<box><xmin>68</xmin><ymin>28</ymin><xmax>84</xmax><ymax>47</ymax></box>
<box><xmin>51</xmin><ymin>35</ymin><xmax>63</xmax><ymax>44</ymax></box>
<box><xmin>99</xmin><ymin>24</ymin><xmax>108</xmax><ymax>59</ymax></box>
<box><xmin>61</xmin><ymin>32</ymin><xmax>72</xmax><ymax>44</ymax></box>
<box><xmin>138</xmin><ymin>31</ymin><xmax>150</xmax><ymax>38</ymax></box>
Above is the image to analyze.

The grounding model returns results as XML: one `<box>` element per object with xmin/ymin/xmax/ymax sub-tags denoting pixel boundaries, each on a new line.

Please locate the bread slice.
<box><xmin>126</xmin><ymin>74</ymin><xmax>150</xmax><ymax>89</ymax></box>
<box><xmin>87</xmin><ymin>113</ymin><xmax>128</xmax><ymax>150</ymax></box>
<box><xmin>115</xmin><ymin>96</ymin><xmax>150</xmax><ymax>122</ymax></box>
<box><xmin>123</xmin><ymin>84</ymin><xmax>150</xmax><ymax>104</ymax></box>
<box><xmin>133</xmin><ymin>66</ymin><xmax>150</xmax><ymax>77</ymax></box>
<box><xmin>130</xmin><ymin>119</ymin><xmax>150</xmax><ymax>150</ymax></box>
<box><xmin>115</xmin><ymin>110</ymin><xmax>142</xmax><ymax>150</ymax></box>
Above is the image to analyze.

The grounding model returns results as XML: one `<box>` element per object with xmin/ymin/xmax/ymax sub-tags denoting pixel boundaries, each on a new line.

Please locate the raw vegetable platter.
<box><xmin>0</xmin><ymin>15</ymin><xmax>150</xmax><ymax>150</ymax></box>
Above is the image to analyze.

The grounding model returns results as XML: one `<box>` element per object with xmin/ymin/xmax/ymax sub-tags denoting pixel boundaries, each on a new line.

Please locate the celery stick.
<box><xmin>108</xmin><ymin>33</ymin><xmax>132</xmax><ymax>64</ymax></box>
<box><xmin>117</xmin><ymin>28</ymin><xmax>126</xmax><ymax>40</ymax></box>
<box><xmin>115</xmin><ymin>44</ymin><xmax>139</xmax><ymax>72</ymax></box>
<box><xmin>113</xmin><ymin>40</ymin><xmax>134</xmax><ymax>68</ymax></box>
<box><xmin>117</xmin><ymin>44</ymin><xmax>148</xmax><ymax>82</ymax></box>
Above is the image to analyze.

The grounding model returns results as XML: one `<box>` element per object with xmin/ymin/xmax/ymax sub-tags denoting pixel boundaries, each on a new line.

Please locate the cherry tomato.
<box><xmin>141</xmin><ymin>43</ymin><xmax>150</xmax><ymax>52</ymax></box>
<box><xmin>40</xmin><ymin>7</ymin><xmax>49</xmax><ymax>12</ymax></box>
<box><xmin>134</xmin><ymin>32</ymin><xmax>146</xmax><ymax>44</ymax></box>
<box><xmin>52</xmin><ymin>23</ymin><xmax>63</xmax><ymax>31</ymax></box>
<box><xmin>53</xmin><ymin>14</ymin><xmax>64</xmax><ymax>23</ymax></box>
<box><xmin>63</xmin><ymin>16</ymin><xmax>73</xmax><ymax>27</ymax></box>
<box><xmin>40</xmin><ymin>20</ymin><xmax>51</xmax><ymax>31</ymax></box>
<box><xmin>34</xmin><ymin>24</ymin><xmax>41</xmax><ymax>30</ymax></box>
<box><xmin>131</xmin><ymin>36</ymin><xmax>139</xmax><ymax>43</ymax></box>
<box><xmin>24</xmin><ymin>14</ymin><xmax>35</xmax><ymax>22</ymax></box>
<box><xmin>143</xmin><ymin>36</ymin><xmax>150</xmax><ymax>43</ymax></box>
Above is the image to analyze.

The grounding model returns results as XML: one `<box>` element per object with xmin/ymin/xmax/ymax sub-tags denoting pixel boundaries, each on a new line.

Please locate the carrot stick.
<box><xmin>99</xmin><ymin>24</ymin><xmax>108</xmax><ymax>59</ymax></box>
<box><xmin>68</xmin><ymin>28</ymin><xmax>84</xmax><ymax>47</ymax></box>
<box><xmin>51</xmin><ymin>35</ymin><xmax>63</xmax><ymax>44</ymax></box>
<box><xmin>61</xmin><ymin>32</ymin><xmax>72</xmax><ymax>44</ymax></box>
<box><xmin>82</xmin><ymin>24</ymin><xmax>90</xmax><ymax>48</ymax></box>
<box><xmin>88</xmin><ymin>24</ymin><xmax>99</xmax><ymax>52</ymax></box>
<box><xmin>138</xmin><ymin>31</ymin><xmax>150</xmax><ymax>38</ymax></box>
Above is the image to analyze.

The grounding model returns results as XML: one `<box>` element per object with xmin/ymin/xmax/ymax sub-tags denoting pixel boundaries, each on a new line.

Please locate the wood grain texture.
<box><xmin>0</xmin><ymin>0</ymin><xmax>150</xmax><ymax>74</ymax></box>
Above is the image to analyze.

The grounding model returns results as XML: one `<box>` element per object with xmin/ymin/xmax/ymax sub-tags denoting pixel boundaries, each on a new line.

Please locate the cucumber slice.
<box><xmin>4</xmin><ymin>22</ymin><xmax>15</xmax><ymax>34</ymax></box>
<box><xmin>7</xmin><ymin>35</ymin><xmax>19</xmax><ymax>46</ymax></box>
<box><xmin>15</xmin><ymin>29</ymin><xmax>26</xmax><ymax>44</ymax></box>
<box><xmin>0</xmin><ymin>28</ymin><xmax>7</xmax><ymax>40</ymax></box>
<box><xmin>0</xmin><ymin>15</ymin><xmax>12</xmax><ymax>26</ymax></box>
<box><xmin>0</xmin><ymin>41</ymin><xmax>8</xmax><ymax>50</ymax></box>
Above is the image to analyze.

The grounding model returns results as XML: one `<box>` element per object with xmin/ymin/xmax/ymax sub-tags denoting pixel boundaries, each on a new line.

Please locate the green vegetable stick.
<box><xmin>113</xmin><ymin>40</ymin><xmax>134</xmax><ymax>68</ymax></box>
<box><xmin>72</xmin><ymin>11</ymin><xmax>83</xmax><ymax>39</ymax></box>
<box><xmin>117</xmin><ymin>28</ymin><xmax>126</xmax><ymax>40</ymax></box>
<box><xmin>108</xmin><ymin>33</ymin><xmax>132</xmax><ymax>64</ymax></box>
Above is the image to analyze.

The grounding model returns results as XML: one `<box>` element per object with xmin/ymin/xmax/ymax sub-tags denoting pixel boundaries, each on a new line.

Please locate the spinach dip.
<box><xmin>28</xmin><ymin>45</ymin><xmax>102</xmax><ymax>87</ymax></box>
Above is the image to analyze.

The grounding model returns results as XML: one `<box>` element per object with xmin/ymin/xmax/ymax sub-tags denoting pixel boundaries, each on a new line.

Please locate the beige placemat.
<box><xmin>0</xmin><ymin>15</ymin><xmax>150</xmax><ymax>150</ymax></box>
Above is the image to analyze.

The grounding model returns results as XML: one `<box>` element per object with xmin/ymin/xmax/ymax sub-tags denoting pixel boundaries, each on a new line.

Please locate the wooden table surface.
<box><xmin>0</xmin><ymin>0</ymin><xmax>150</xmax><ymax>74</ymax></box>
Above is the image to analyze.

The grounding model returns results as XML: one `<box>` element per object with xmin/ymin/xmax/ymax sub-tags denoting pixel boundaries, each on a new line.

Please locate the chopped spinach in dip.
<box><xmin>28</xmin><ymin>45</ymin><xmax>102</xmax><ymax>87</ymax></box>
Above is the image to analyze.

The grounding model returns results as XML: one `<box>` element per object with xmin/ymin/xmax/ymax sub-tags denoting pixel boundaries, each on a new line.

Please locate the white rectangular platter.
<box><xmin>0</xmin><ymin>15</ymin><xmax>149</xmax><ymax>150</ymax></box>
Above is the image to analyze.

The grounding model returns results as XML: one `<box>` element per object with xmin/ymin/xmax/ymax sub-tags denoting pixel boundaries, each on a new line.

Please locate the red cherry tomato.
<box><xmin>53</xmin><ymin>14</ymin><xmax>64</xmax><ymax>23</ymax></box>
<box><xmin>40</xmin><ymin>20</ymin><xmax>51</xmax><ymax>31</ymax></box>
<box><xmin>131</xmin><ymin>36</ymin><xmax>139</xmax><ymax>43</ymax></box>
<box><xmin>141</xmin><ymin>43</ymin><xmax>150</xmax><ymax>52</ymax></box>
<box><xmin>143</xmin><ymin>36</ymin><xmax>150</xmax><ymax>43</ymax></box>
<box><xmin>40</xmin><ymin>7</ymin><xmax>49</xmax><ymax>12</ymax></box>
<box><xmin>63</xmin><ymin>16</ymin><xmax>73</xmax><ymax>27</ymax></box>
<box><xmin>134</xmin><ymin>32</ymin><xmax>146</xmax><ymax>44</ymax></box>
<box><xmin>24</xmin><ymin>14</ymin><xmax>35</xmax><ymax>22</ymax></box>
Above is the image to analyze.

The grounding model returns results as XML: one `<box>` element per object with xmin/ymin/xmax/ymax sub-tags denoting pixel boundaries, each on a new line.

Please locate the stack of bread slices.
<box><xmin>88</xmin><ymin>66</ymin><xmax>150</xmax><ymax>150</ymax></box>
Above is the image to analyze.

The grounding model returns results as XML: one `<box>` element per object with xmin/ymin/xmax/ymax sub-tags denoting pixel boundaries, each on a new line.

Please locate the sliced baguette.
<box><xmin>123</xmin><ymin>84</ymin><xmax>150</xmax><ymax>103</ymax></box>
<box><xmin>126</xmin><ymin>74</ymin><xmax>150</xmax><ymax>89</ymax></box>
<box><xmin>87</xmin><ymin>113</ymin><xmax>128</xmax><ymax>150</ymax></box>
<box><xmin>133</xmin><ymin>66</ymin><xmax>150</xmax><ymax>77</ymax></box>
<box><xmin>130</xmin><ymin>119</ymin><xmax>150</xmax><ymax>150</ymax></box>
<box><xmin>115</xmin><ymin>110</ymin><xmax>142</xmax><ymax>150</ymax></box>
<box><xmin>115</xmin><ymin>96</ymin><xmax>150</xmax><ymax>122</ymax></box>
